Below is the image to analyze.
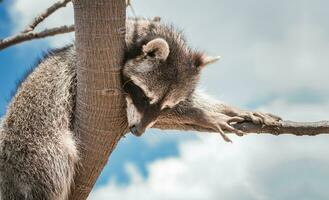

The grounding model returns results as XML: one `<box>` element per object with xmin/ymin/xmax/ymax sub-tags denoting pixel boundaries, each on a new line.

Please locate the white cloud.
<box><xmin>258</xmin><ymin>99</ymin><xmax>329</xmax><ymax>122</ymax></box>
<box><xmin>91</xmin><ymin>126</ymin><xmax>329</xmax><ymax>200</ymax></box>
<box><xmin>169</xmin><ymin>0</ymin><xmax>329</xmax><ymax>106</ymax></box>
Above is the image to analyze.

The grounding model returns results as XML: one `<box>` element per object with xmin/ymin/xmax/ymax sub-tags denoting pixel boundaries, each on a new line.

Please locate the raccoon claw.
<box><xmin>216</xmin><ymin>126</ymin><xmax>232</xmax><ymax>143</ymax></box>
<box><xmin>238</xmin><ymin>111</ymin><xmax>281</xmax><ymax>126</ymax></box>
<box><xmin>266</xmin><ymin>113</ymin><xmax>282</xmax><ymax>121</ymax></box>
<box><xmin>213</xmin><ymin>115</ymin><xmax>247</xmax><ymax>142</ymax></box>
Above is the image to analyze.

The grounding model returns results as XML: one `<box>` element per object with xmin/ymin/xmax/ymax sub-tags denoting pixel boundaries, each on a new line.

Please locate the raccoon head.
<box><xmin>122</xmin><ymin>29</ymin><xmax>219</xmax><ymax>136</ymax></box>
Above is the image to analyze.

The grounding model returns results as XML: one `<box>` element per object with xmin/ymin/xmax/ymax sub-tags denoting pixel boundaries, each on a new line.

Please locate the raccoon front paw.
<box><xmin>237</xmin><ymin>111</ymin><xmax>281</xmax><ymax>126</ymax></box>
<box><xmin>210</xmin><ymin>114</ymin><xmax>247</xmax><ymax>143</ymax></box>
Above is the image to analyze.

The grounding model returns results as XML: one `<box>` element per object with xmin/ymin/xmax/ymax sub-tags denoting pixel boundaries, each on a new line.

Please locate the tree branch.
<box><xmin>0</xmin><ymin>0</ymin><xmax>73</xmax><ymax>51</ymax></box>
<box><xmin>22</xmin><ymin>0</ymin><xmax>72</xmax><ymax>33</ymax></box>
<box><xmin>0</xmin><ymin>0</ymin><xmax>138</xmax><ymax>51</ymax></box>
<box><xmin>153</xmin><ymin>120</ymin><xmax>329</xmax><ymax>137</ymax></box>
<box><xmin>0</xmin><ymin>25</ymin><xmax>74</xmax><ymax>50</ymax></box>
<box><xmin>233</xmin><ymin>120</ymin><xmax>329</xmax><ymax>136</ymax></box>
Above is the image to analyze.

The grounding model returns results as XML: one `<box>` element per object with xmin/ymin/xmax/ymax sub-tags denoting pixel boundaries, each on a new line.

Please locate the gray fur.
<box><xmin>0</xmin><ymin>46</ymin><xmax>78</xmax><ymax>200</ymax></box>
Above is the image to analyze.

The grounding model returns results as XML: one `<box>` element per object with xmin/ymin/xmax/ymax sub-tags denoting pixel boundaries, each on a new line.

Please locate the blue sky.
<box><xmin>1</xmin><ymin>0</ymin><xmax>329</xmax><ymax>199</ymax></box>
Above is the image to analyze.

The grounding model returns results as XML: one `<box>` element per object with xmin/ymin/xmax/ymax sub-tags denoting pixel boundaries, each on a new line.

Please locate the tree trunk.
<box><xmin>69</xmin><ymin>0</ymin><xmax>126</xmax><ymax>199</ymax></box>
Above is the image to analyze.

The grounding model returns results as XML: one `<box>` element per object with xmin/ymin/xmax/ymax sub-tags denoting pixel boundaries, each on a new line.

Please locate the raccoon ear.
<box><xmin>143</xmin><ymin>38</ymin><xmax>170</xmax><ymax>61</ymax></box>
<box><xmin>199</xmin><ymin>55</ymin><xmax>221</xmax><ymax>67</ymax></box>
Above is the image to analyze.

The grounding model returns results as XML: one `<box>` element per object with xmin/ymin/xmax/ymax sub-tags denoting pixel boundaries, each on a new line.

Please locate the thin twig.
<box><xmin>126</xmin><ymin>0</ymin><xmax>137</xmax><ymax>17</ymax></box>
<box><xmin>153</xmin><ymin>120</ymin><xmax>329</xmax><ymax>136</ymax></box>
<box><xmin>22</xmin><ymin>0</ymin><xmax>72</xmax><ymax>33</ymax></box>
<box><xmin>0</xmin><ymin>25</ymin><xmax>74</xmax><ymax>50</ymax></box>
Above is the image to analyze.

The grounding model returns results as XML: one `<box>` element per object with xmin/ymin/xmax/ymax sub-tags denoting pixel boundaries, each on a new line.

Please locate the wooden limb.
<box><xmin>22</xmin><ymin>0</ymin><xmax>72</xmax><ymax>33</ymax></box>
<box><xmin>69</xmin><ymin>0</ymin><xmax>126</xmax><ymax>199</ymax></box>
<box><xmin>233</xmin><ymin>120</ymin><xmax>329</xmax><ymax>136</ymax></box>
<box><xmin>153</xmin><ymin>120</ymin><xmax>329</xmax><ymax>136</ymax></box>
<box><xmin>0</xmin><ymin>25</ymin><xmax>74</xmax><ymax>50</ymax></box>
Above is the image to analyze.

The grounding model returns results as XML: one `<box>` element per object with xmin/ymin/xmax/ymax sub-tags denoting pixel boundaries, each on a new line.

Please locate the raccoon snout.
<box><xmin>130</xmin><ymin>125</ymin><xmax>145</xmax><ymax>137</ymax></box>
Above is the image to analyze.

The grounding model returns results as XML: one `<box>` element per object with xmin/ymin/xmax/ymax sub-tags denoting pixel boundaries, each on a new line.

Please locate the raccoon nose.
<box><xmin>130</xmin><ymin>125</ymin><xmax>144</xmax><ymax>137</ymax></box>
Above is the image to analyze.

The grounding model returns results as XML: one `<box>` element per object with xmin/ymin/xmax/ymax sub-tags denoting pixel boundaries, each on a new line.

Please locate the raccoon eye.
<box><xmin>125</xmin><ymin>81</ymin><xmax>151</xmax><ymax>107</ymax></box>
<box><xmin>146</xmin><ymin>50</ymin><xmax>156</xmax><ymax>58</ymax></box>
<box><xmin>161</xmin><ymin>105</ymin><xmax>171</xmax><ymax>110</ymax></box>
<box><xmin>161</xmin><ymin>106</ymin><xmax>171</xmax><ymax>113</ymax></box>
<box><xmin>142</xmin><ymin>95</ymin><xmax>150</xmax><ymax>103</ymax></box>
<box><xmin>162</xmin><ymin>106</ymin><xmax>170</xmax><ymax>111</ymax></box>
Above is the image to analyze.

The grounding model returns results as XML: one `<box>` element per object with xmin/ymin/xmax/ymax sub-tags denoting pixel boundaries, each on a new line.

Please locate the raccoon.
<box><xmin>122</xmin><ymin>19</ymin><xmax>280</xmax><ymax>139</ymax></box>
<box><xmin>0</xmin><ymin>18</ymin><xmax>280</xmax><ymax>200</ymax></box>
<box><xmin>122</xmin><ymin>23</ymin><xmax>219</xmax><ymax>136</ymax></box>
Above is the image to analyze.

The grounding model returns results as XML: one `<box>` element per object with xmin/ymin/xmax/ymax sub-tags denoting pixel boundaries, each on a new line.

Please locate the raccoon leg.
<box><xmin>186</xmin><ymin>91</ymin><xmax>281</xmax><ymax>126</ymax></box>
<box><xmin>158</xmin><ymin>102</ymin><xmax>243</xmax><ymax>142</ymax></box>
<box><xmin>157</xmin><ymin>91</ymin><xmax>281</xmax><ymax>142</ymax></box>
<box><xmin>0</xmin><ymin>129</ymin><xmax>79</xmax><ymax>200</ymax></box>
<box><xmin>167</xmin><ymin>104</ymin><xmax>246</xmax><ymax>142</ymax></box>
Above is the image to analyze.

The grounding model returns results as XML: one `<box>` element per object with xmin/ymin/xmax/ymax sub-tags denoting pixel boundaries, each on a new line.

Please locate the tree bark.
<box><xmin>69</xmin><ymin>0</ymin><xmax>126</xmax><ymax>199</ymax></box>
